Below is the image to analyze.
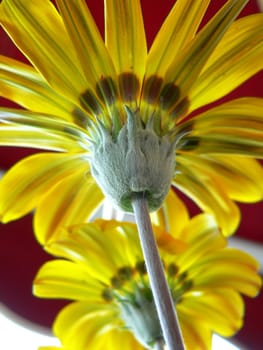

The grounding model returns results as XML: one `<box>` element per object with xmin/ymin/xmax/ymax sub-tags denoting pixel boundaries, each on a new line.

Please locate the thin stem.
<box><xmin>132</xmin><ymin>193</ymin><xmax>185</xmax><ymax>350</ymax></box>
<box><xmin>257</xmin><ymin>0</ymin><xmax>263</xmax><ymax>11</ymax></box>
<box><xmin>154</xmin><ymin>340</ymin><xmax>166</xmax><ymax>350</ymax></box>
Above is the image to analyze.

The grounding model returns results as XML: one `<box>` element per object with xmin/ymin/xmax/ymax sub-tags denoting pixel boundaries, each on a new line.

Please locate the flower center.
<box><xmin>102</xmin><ymin>261</ymin><xmax>192</xmax><ymax>349</ymax></box>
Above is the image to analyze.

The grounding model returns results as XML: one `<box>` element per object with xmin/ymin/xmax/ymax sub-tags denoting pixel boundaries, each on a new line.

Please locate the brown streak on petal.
<box><xmin>118</xmin><ymin>72</ymin><xmax>140</xmax><ymax>102</ymax></box>
<box><xmin>72</xmin><ymin>108</ymin><xmax>90</xmax><ymax>128</ymax></box>
<box><xmin>79</xmin><ymin>89</ymin><xmax>101</xmax><ymax>115</ymax></box>
<box><xmin>160</xmin><ymin>83</ymin><xmax>180</xmax><ymax>110</ymax></box>
<box><xmin>63</xmin><ymin>126</ymin><xmax>80</xmax><ymax>137</ymax></box>
<box><xmin>96</xmin><ymin>76</ymin><xmax>117</xmax><ymax>105</ymax></box>
<box><xmin>181</xmin><ymin>137</ymin><xmax>200</xmax><ymax>151</ymax></box>
<box><xmin>142</xmin><ymin>75</ymin><xmax>163</xmax><ymax>104</ymax></box>
<box><xmin>169</xmin><ymin>97</ymin><xmax>190</xmax><ymax>120</ymax></box>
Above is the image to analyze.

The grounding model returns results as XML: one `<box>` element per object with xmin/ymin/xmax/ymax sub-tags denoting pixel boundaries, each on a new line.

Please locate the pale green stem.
<box><xmin>132</xmin><ymin>193</ymin><xmax>185</xmax><ymax>350</ymax></box>
<box><xmin>154</xmin><ymin>340</ymin><xmax>166</xmax><ymax>350</ymax></box>
<box><xmin>257</xmin><ymin>0</ymin><xmax>263</xmax><ymax>11</ymax></box>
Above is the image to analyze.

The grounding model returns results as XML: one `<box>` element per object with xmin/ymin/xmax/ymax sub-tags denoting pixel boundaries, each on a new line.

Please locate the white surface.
<box><xmin>229</xmin><ymin>237</ymin><xmax>263</xmax><ymax>274</ymax></box>
<box><xmin>0</xmin><ymin>304</ymin><xmax>60</xmax><ymax>350</ymax></box>
<box><xmin>212</xmin><ymin>335</ymin><xmax>241</xmax><ymax>350</ymax></box>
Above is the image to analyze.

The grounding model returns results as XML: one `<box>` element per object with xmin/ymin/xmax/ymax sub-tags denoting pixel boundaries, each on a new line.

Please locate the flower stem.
<box><xmin>132</xmin><ymin>193</ymin><xmax>185</xmax><ymax>350</ymax></box>
<box><xmin>257</xmin><ymin>0</ymin><xmax>263</xmax><ymax>11</ymax></box>
<box><xmin>154</xmin><ymin>340</ymin><xmax>166</xmax><ymax>350</ymax></box>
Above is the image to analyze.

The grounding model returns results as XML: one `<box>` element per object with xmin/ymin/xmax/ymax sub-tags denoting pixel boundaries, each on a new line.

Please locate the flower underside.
<box><xmin>1</xmin><ymin>0</ymin><xmax>263</xmax><ymax>241</ymax></box>
<box><xmin>101</xmin><ymin>260</ymin><xmax>191</xmax><ymax>348</ymax></box>
<box><xmin>33</xmin><ymin>199</ymin><xmax>262</xmax><ymax>350</ymax></box>
<box><xmin>91</xmin><ymin>107</ymin><xmax>177</xmax><ymax>212</ymax></box>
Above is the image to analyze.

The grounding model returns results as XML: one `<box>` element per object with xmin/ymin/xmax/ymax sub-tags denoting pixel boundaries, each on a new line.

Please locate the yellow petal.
<box><xmin>0</xmin><ymin>153</ymin><xmax>87</xmax><ymax>223</ymax></box>
<box><xmin>190</xmin><ymin>14</ymin><xmax>263</xmax><ymax>110</ymax></box>
<box><xmin>0</xmin><ymin>0</ymin><xmax>86</xmax><ymax>100</ymax></box>
<box><xmin>179</xmin><ymin>311</ymin><xmax>211</xmax><ymax>350</ymax></box>
<box><xmin>146</xmin><ymin>0</ymin><xmax>210</xmax><ymax>77</ymax></box>
<box><xmin>105</xmin><ymin>0</ymin><xmax>146</xmax><ymax>107</ymax></box>
<box><xmin>105</xmin><ymin>0</ymin><xmax>147</xmax><ymax>102</ymax></box>
<box><xmin>90</xmin><ymin>328</ymin><xmax>143</xmax><ymax>350</ymax></box>
<box><xmin>46</xmin><ymin>220</ymin><xmax>138</xmax><ymax>276</ymax></box>
<box><xmin>0</xmin><ymin>56</ymin><xmax>90</xmax><ymax>127</ymax></box>
<box><xmin>53</xmin><ymin>301</ymin><xmax>119</xmax><ymax>349</ymax></box>
<box><xmin>54</xmin><ymin>0</ymin><xmax>123</xmax><ymax>131</ymax></box>
<box><xmin>180</xmin><ymin>289</ymin><xmax>244</xmax><ymax>336</ymax></box>
<box><xmin>55</xmin><ymin>0</ymin><xmax>116</xmax><ymax>92</ymax></box>
<box><xmin>45</xmin><ymin>228</ymin><xmax>116</xmax><ymax>281</ymax></box>
<box><xmin>34</xmin><ymin>171</ymin><xmax>103</xmax><ymax>244</ymax></box>
<box><xmin>116</xmin><ymin>222</ymin><xmax>144</xmax><ymax>263</ymax></box>
<box><xmin>192</xmin><ymin>250</ymin><xmax>262</xmax><ymax>297</ymax></box>
<box><xmin>164</xmin><ymin>0</ymin><xmax>247</xmax><ymax>101</ymax></box>
<box><xmin>174</xmin><ymin>157</ymin><xmax>240</xmax><ymax>236</ymax></box>
<box><xmin>182</xmin><ymin>133</ymin><xmax>263</xmax><ymax>158</ymax></box>
<box><xmin>33</xmin><ymin>260</ymin><xmax>102</xmax><ymax>301</ymax></box>
<box><xmin>0</xmin><ymin>127</ymin><xmax>77</xmax><ymax>151</ymax></box>
<box><xmin>153</xmin><ymin>226</ymin><xmax>187</xmax><ymax>255</ymax></box>
<box><xmin>179</xmin><ymin>97</ymin><xmax>263</xmax><ymax>157</ymax></box>
<box><xmin>191</xmin><ymin>155</ymin><xmax>263</xmax><ymax>202</ymax></box>
<box><xmin>151</xmin><ymin>189</ymin><xmax>190</xmax><ymax>237</ymax></box>
<box><xmin>176</xmin><ymin>214</ymin><xmax>226</xmax><ymax>270</ymax></box>
<box><xmin>0</xmin><ymin>108</ymin><xmax>90</xmax><ymax>150</ymax></box>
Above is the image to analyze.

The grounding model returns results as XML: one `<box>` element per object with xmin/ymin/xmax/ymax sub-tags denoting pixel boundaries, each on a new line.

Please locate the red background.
<box><xmin>0</xmin><ymin>1</ymin><xmax>262</xmax><ymax>349</ymax></box>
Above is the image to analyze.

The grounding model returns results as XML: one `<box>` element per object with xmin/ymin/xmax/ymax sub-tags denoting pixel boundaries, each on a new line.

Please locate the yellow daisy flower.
<box><xmin>33</xmin><ymin>191</ymin><xmax>262</xmax><ymax>350</ymax></box>
<box><xmin>1</xmin><ymin>0</ymin><xmax>263</xmax><ymax>241</ymax></box>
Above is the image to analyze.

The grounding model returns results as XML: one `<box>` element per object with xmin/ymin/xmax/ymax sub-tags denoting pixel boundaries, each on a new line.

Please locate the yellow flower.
<box><xmin>34</xmin><ymin>191</ymin><xmax>262</xmax><ymax>350</ymax></box>
<box><xmin>1</xmin><ymin>0</ymin><xmax>263</xmax><ymax>240</ymax></box>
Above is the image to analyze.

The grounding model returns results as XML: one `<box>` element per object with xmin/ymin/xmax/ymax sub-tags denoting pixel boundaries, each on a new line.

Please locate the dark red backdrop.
<box><xmin>0</xmin><ymin>1</ymin><xmax>262</xmax><ymax>349</ymax></box>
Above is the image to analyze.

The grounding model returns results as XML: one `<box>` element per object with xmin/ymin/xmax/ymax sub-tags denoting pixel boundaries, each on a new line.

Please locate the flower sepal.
<box><xmin>119</xmin><ymin>285</ymin><xmax>163</xmax><ymax>349</ymax></box>
<box><xmin>91</xmin><ymin>106</ymin><xmax>176</xmax><ymax>212</ymax></box>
